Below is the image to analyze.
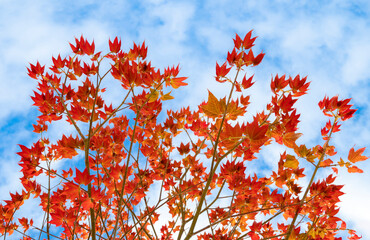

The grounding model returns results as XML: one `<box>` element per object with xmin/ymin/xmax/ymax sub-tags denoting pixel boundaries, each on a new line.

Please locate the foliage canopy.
<box><xmin>0</xmin><ymin>31</ymin><xmax>367</xmax><ymax>240</ymax></box>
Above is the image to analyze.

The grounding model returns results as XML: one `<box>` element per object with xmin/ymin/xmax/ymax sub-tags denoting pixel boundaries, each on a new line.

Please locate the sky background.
<box><xmin>0</xmin><ymin>0</ymin><xmax>369</xmax><ymax>239</ymax></box>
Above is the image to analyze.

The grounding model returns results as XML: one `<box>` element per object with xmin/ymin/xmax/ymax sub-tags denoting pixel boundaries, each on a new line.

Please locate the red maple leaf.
<box><xmin>73</xmin><ymin>168</ymin><xmax>94</xmax><ymax>186</ymax></box>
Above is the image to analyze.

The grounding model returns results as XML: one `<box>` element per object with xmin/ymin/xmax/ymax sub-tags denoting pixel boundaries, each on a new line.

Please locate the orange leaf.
<box><xmin>283</xmin><ymin>132</ymin><xmax>302</xmax><ymax>148</ymax></box>
<box><xmin>226</xmin><ymin>100</ymin><xmax>245</xmax><ymax>120</ymax></box>
<box><xmin>171</xmin><ymin>77</ymin><xmax>188</xmax><ymax>89</ymax></box>
<box><xmin>348</xmin><ymin>147</ymin><xmax>368</xmax><ymax>163</ymax></box>
<box><xmin>81</xmin><ymin>198</ymin><xmax>95</xmax><ymax>210</ymax></box>
<box><xmin>347</xmin><ymin>166</ymin><xmax>363</xmax><ymax>173</ymax></box>
<box><xmin>284</xmin><ymin>155</ymin><xmax>299</xmax><ymax>169</ymax></box>
<box><xmin>201</xmin><ymin>91</ymin><xmax>224</xmax><ymax>118</ymax></box>
<box><xmin>18</xmin><ymin>217</ymin><xmax>30</xmax><ymax>232</ymax></box>
<box><xmin>177</xmin><ymin>142</ymin><xmax>190</xmax><ymax>155</ymax></box>
<box><xmin>147</xmin><ymin>89</ymin><xmax>159</xmax><ymax>103</ymax></box>
<box><xmin>161</xmin><ymin>91</ymin><xmax>174</xmax><ymax>101</ymax></box>
<box><xmin>240</xmin><ymin>95</ymin><xmax>250</xmax><ymax>106</ymax></box>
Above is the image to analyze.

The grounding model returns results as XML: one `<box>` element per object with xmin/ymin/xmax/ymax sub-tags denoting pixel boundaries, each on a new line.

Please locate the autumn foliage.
<box><xmin>0</xmin><ymin>31</ymin><xmax>368</xmax><ymax>240</ymax></box>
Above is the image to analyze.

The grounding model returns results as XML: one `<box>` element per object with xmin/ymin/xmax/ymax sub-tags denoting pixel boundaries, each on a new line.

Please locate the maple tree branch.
<box><xmin>91</xmin><ymin>88</ymin><xmax>132</xmax><ymax>136</ymax></box>
<box><xmin>2</xmin><ymin>198</ymin><xmax>24</xmax><ymax>240</ymax></box>
<box><xmin>302</xmin><ymin>215</ymin><xmax>319</xmax><ymax>240</ymax></box>
<box><xmin>83</xmin><ymin>60</ymin><xmax>116</xmax><ymax>240</ymax></box>
<box><xmin>112</xmin><ymin>76</ymin><xmax>169</xmax><ymax>238</ymax></box>
<box><xmin>192</xmin><ymin>204</ymin><xmax>282</xmax><ymax>236</ymax></box>
<box><xmin>111</xmin><ymin>86</ymin><xmax>140</xmax><ymax>239</ymax></box>
<box><xmin>262</xmin><ymin>233</ymin><xmax>287</xmax><ymax>240</ymax></box>
<box><xmin>200</xmin><ymin>192</ymin><xmax>322</xmax><ymax>239</ymax></box>
<box><xmin>83</xmin><ymin>67</ymin><xmax>105</xmax><ymax>240</ymax></box>
<box><xmin>175</xmin><ymin>187</ymin><xmax>187</xmax><ymax>240</ymax></box>
<box><xmin>284</xmin><ymin>117</ymin><xmax>338</xmax><ymax>240</ymax></box>
<box><xmin>46</xmin><ymin>160</ymin><xmax>51</xmax><ymax>240</ymax></box>
<box><xmin>45</xmin><ymin>72</ymin><xmax>86</xmax><ymax>142</ymax></box>
<box><xmin>60</xmin><ymin>55</ymin><xmax>75</xmax><ymax>98</ymax></box>
<box><xmin>30</xmin><ymin>226</ymin><xmax>65</xmax><ymax>240</ymax></box>
<box><xmin>144</xmin><ymin>199</ymin><xmax>159</xmax><ymax>239</ymax></box>
<box><xmin>204</xmin><ymin>198</ymin><xmax>217</xmax><ymax>236</ymax></box>
<box><xmin>184</xmin><ymin>67</ymin><xmax>242</xmax><ymax>240</ymax></box>
<box><xmin>12</xmin><ymin>229</ymin><xmax>35</xmax><ymax>240</ymax></box>
<box><xmin>96</xmin><ymin>202</ymin><xmax>112</xmax><ymax>239</ymax></box>
<box><xmin>236</xmin><ymin>211</ymin><xmax>284</xmax><ymax>240</ymax></box>
<box><xmin>117</xmin><ymin>178</ymin><xmax>211</xmax><ymax>238</ymax></box>
<box><xmin>198</xmin><ymin>180</ymin><xmax>226</xmax><ymax>216</ymax></box>
<box><xmin>120</xmin><ymin>196</ymin><xmax>169</xmax><ymax>238</ymax></box>
<box><xmin>183</xmin><ymin>127</ymin><xmax>196</xmax><ymax>147</ymax></box>
<box><xmin>73</xmin><ymin>197</ymin><xmax>86</xmax><ymax>239</ymax></box>
<box><xmin>124</xmin><ymin>200</ymin><xmax>154</xmax><ymax>240</ymax></box>
<box><xmin>97</xmin><ymin>57</ymin><xmax>114</xmax><ymax>81</ymax></box>
<box><xmin>133</xmin><ymin>141</ymin><xmax>160</xmax><ymax>239</ymax></box>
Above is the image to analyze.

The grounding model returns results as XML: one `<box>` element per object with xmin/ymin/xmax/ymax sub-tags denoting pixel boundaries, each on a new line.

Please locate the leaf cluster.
<box><xmin>0</xmin><ymin>32</ymin><xmax>367</xmax><ymax>240</ymax></box>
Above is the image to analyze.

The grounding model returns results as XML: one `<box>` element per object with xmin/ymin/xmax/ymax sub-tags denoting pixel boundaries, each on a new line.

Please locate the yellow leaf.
<box><xmin>338</xmin><ymin>158</ymin><xmax>345</xmax><ymax>167</ymax></box>
<box><xmin>161</xmin><ymin>91</ymin><xmax>174</xmax><ymax>101</ymax></box>
<box><xmin>226</xmin><ymin>100</ymin><xmax>245</xmax><ymax>120</ymax></box>
<box><xmin>295</xmin><ymin>144</ymin><xmax>315</xmax><ymax>163</ymax></box>
<box><xmin>284</xmin><ymin>154</ymin><xmax>299</xmax><ymax>169</ymax></box>
<box><xmin>230</xmin><ymin>218</ymin><xmax>236</xmax><ymax>225</ymax></box>
<box><xmin>239</xmin><ymin>222</ymin><xmax>247</xmax><ymax>232</ymax></box>
<box><xmin>147</xmin><ymin>89</ymin><xmax>159</xmax><ymax>103</ymax></box>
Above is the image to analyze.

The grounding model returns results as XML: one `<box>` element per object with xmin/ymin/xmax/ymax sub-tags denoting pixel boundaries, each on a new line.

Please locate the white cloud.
<box><xmin>337</xmin><ymin>169</ymin><xmax>370</xmax><ymax>237</ymax></box>
<box><xmin>0</xmin><ymin>0</ymin><xmax>113</xmax><ymax>124</ymax></box>
<box><xmin>342</xmin><ymin>37</ymin><xmax>370</xmax><ymax>85</ymax></box>
<box><xmin>0</xmin><ymin>0</ymin><xmax>370</xmax><ymax>238</ymax></box>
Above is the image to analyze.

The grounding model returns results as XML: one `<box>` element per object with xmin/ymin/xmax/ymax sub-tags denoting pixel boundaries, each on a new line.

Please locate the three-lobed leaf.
<box><xmin>348</xmin><ymin>147</ymin><xmax>368</xmax><ymax>163</ymax></box>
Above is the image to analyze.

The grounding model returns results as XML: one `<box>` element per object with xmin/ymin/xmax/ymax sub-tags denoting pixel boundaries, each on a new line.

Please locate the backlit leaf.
<box><xmin>347</xmin><ymin>166</ymin><xmax>363</xmax><ymax>173</ymax></box>
<box><xmin>284</xmin><ymin>154</ymin><xmax>299</xmax><ymax>169</ymax></box>
<box><xmin>201</xmin><ymin>91</ymin><xmax>223</xmax><ymax>118</ymax></box>
<box><xmin>348</xmin><ymin>147</ymin><xmax>368</xmax><ymax>163</ymax></box>
<box><xmin>283</xmin><ymin>132</ymin><xmax>302</xmax><ymax>149</ymax></box>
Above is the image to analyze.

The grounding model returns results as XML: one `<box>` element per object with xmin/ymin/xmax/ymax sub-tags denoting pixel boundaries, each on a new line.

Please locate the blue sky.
<box><xmin>0</xmin><ymin>0</ymin><xmax>369</xmax><ymax>238</ymax></box>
